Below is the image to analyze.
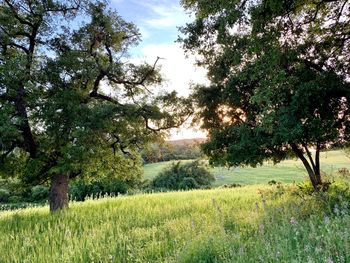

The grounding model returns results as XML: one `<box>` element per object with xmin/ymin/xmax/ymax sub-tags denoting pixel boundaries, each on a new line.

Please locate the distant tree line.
<box><xmin>141</xmin><ymin>142</ymin><xmax>203</xmax><ymax>163</ymax></box>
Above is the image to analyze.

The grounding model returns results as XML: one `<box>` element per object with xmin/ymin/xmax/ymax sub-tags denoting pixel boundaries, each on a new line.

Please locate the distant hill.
<box><xmin>166</xmin><ymin>138</ymin><xmax>206</xmax><ymax>145</ymax></box>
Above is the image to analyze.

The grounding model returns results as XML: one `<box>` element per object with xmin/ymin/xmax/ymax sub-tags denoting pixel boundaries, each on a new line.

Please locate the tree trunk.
<box><xmin>49</xmin><ymin>173</ymin><xmax>69</xmax><ymax>212</ymax></box>
<box><xmin>314</xmin><ymin>142</ymin><xmax>322</xmax><ymax>187</ymax></box>
<box><xmin>291</xmin><ymin>143</ymin><xmax>322</xmax><ymax>191</ymax></box>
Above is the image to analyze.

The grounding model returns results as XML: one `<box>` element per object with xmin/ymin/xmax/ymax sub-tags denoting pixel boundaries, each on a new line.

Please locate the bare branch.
<box><xmin>107</xmin><ymin>56</ymin><xmax>161</xmax><ymax>88</ymax></box>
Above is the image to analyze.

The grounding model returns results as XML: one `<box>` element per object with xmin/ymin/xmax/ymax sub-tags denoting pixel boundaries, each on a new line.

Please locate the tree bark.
<box><xmin>291</xmin><ymin>143</ymin><xmax>322</xmax><ymax>191</ymax></box>
<box><xmin>49</xmin><ymin>173</ymin><xmax>69</xmax><ymax>212</ymax></box>
<box><xmin>314</xmin><ymin>142</ymin><xmax>321</xmax><ymax>186</ymax></box>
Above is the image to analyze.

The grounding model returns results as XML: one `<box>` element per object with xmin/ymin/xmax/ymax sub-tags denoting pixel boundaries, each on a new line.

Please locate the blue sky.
<box><xmin>110</xmin><ymin>0</ymin><xmax>191</xmax><ymax>55</ymax></box>
<box><xmin>109</xmin><ymin>0</ymin><xmax>207</xmax><ymax>139</ymax></box>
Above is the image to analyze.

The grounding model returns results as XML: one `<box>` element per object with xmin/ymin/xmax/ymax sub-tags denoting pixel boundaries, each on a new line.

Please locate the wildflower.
<box><xmin>259</xmin><ymin>224</ymin><xmax>264</xmax><ymax>234</ymax></box>
<box><xmin>191</xmin><ymin>219</ymin><xmax>196</xmax><ymax>229</ymax></box>
<box><xmin>333</xmin><ymin>205</ymin><xmax>340</xmax><ymax>215</ymax></box>
<box><xmin>324</xmin><ymin>216</ymin><xmax>330</xmax><ymax>224</ymax></box>
<box><xmin>315</xmin><ymin>247</ymin><xmax>322</xmax><ymax>253</ymax></box>
<box><xmin>290</xmin><ymin>217</ymin><xmax>298</xmax><ymax>225</ymax></box>
<box><xmin>326</xmin><ymin>257</ymin><xmax>334</xmax><ymax>263</ymax></box>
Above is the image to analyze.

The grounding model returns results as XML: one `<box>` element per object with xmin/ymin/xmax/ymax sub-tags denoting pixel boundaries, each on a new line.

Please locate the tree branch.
<box><xmin>107</xmin><ymin>56</ymin><xmax>161</xmax><ymax>89</ymax></box>
<box><xmin>290</xmin><ymin>142</ymin><xmax>318</xmax><ymax>188</ymax></box>
<box><xmin>3</xmin><ymin>0</ymin><xmax>34</xmax><ymax>27</ymax></box>
<box><xmin>301</xmin><ymin>141</ymin><xmax>316</xmax><ymax>172</ymax></box>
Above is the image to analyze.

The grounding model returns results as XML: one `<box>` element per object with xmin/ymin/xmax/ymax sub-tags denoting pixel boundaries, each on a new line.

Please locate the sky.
<box><xmin>109</xmin><ymin>0</ymin><xmax>208</xmax><ymax>140</ymax></box>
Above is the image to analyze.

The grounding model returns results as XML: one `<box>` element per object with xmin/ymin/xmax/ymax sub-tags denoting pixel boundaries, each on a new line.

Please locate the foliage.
<box><xmin>30</xmin><ymin>185</ymin><xmax>49</xmax><ymax>202</ymax></box>
<box><xmin>2</xmin><ymin>183</ymin><xmax>350</xmax><ymax>262</ymax></box>
<box><xmin>0</xmin><ymin>149</ymin><xmax>143</xmax><ymax>203</ymax></box>
<box><xmin>151</xmin><ymin>161</ymin><xmax>215</xmax><ymax>190</ymax></box>
<box><xmin>141</xmin><ymin>142</ymin><xmax>202</xmax><ymax>163</ymax></box>
<box><xmin>179</xmin><ymin>0</ymin><xmax>350</xmax><ymax>190</ymax></box>
<box><xmin>0</xmin><ymin>188</ymin><xmax>10</xmax><ymax>202</ymax></box>
<box><xmin>70</xmin><ymin>178</ymin><xmax>133</xmax><ymax>201</ymax></box>
<box><xmin>219</xmin><ymin>183</ymin><xmax>242</xmax><ymax>188</ymax></box>
<box><xmin>7</xmin><ymin>195</ymin><xmax>21</xmax><ymax>203</ymax></box>
<box><xmin>0</xmin><ymin>202</ymin><xmax>42</xmax><ymax>211</ymax></box>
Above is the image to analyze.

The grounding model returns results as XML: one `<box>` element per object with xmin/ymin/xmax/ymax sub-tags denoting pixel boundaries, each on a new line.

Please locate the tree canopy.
<box><xmin>180</xmin><ymin>0</ymin><xmax>350</xmax><ymax>190</ymax></box>
<box><xmin>0</xmin><ymin>0</ymin><xmax>192</xmax><ymax>210</ymax></box>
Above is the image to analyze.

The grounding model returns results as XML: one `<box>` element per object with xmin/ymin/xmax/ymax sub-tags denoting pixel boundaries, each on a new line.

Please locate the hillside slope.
<box><xmin>144</xmin><ymin>150</ymin><xmax>350</xmax><ymax>186</ymax></box>
<box><xmin>1</xmin><ymin>184</ymin><xmax>350</xmax><ymax>262</ymax></box>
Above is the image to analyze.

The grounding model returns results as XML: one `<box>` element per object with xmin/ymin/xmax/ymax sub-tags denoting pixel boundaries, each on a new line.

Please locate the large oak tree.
<box><xmin>180</xmin><ymin>0</ymin><xmax>350</xmax><ymax>190</ymax></box>
<box><xmin>0</xmin><ymin>0</ymin><xmax>191</xmax><ymax>211</ymax></box>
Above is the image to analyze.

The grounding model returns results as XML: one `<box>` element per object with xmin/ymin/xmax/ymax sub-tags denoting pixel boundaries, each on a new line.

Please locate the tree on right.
<box><xmin>180</xmin><ymin>0</ymin><xmax>350</xmax><ymax>191</ymax></box>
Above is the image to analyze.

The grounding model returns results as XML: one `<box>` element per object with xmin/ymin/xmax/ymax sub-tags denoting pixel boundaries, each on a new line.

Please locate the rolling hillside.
<box><xmin>144</xmin><ymin>150</ymin><xmax>350</xmax><ymax>186</ymax></box>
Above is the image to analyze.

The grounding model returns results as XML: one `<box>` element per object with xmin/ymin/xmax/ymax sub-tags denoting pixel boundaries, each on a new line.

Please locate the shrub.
<box><xmin>8</xmin><ymin>195</ymin><xmax>21</xmax><ymax>203</ymax></box>
<box><xmin>268</xmin><ymin>180</ymin><xmax>278</xmax><ymax>185</ymax></box>
<box><xmin>219</xmin><ymin>183</ymin><xmax>242</xmax><ymax>188</ymax></box>
<box><xmin>338</xmin><ymin>168</ymin><xmax>350</xmax><ymax>176</ymax></box>
<box><xmin>151</xmin><ymin>161</ymin><xmax>215</xmax><ymax>190</ymax></box>
<box><xmin>30</xmin><ymin>185</ymin><xmax>49</xmax><ymax>202</ymax></box>
<box><xmin>69</xmin><ymin>178</ymin><xmax>130</xmax><ymax>201</ymax></box>
<box><xmin>0</xmin><ymin>188</ymin><xmax>10</xmax><ymax>202</ymax></box>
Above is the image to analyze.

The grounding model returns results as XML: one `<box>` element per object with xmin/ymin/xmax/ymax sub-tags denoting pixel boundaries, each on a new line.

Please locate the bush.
<box><xmin>219</xmin><ymin>183</ymin><xmax>242</xmax><ymax>188</ymax></box>
<box><xmin>69</xmin><ymin>178</ymin><xmax>130</xmax><ymax>201</ymax></box>
<box><xmin>141</xmin><ymin>142</ymin><xmax>203</xmax><ymax>163</ymax></box>
<box><xmin>0</xmin><ymin>188</ymin><xmax>10</xmax><ymax>202</ymax></box>
<box><xmin>338</xmin><ymin>168</ymin><xmax>350</xmax><ymax>176</ymax></box>
<box><xmin>151</xmin><ymin>161</ymin><xmax>215</xmax><ymax>190</ymax></box>
<box><xmin>30</xmin><ymin>185</ymin><xmax>49</xmax><ymax>202</ymax></box>
<box><xmin>8</xmin><ymin>195</ymin><xmax>21</xmax><ymax>203</ymax></box>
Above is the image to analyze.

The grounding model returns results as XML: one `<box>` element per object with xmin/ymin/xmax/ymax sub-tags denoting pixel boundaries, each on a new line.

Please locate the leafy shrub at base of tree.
<box><xmin>30</xmin><ymin>185</ymin><xmax>49</xmax><ymax>202</ymax></box>
<box><xmin>151</xmin><ymin>161</ymin><xmax>215</xmax><ymax>190</ymax></box>
<box><xmin>0</xmin><ymin>188</ymin><xmax>10</xmax><ymax>203</ymax></box>
<box><xmin>69</xmin><ymin>178</ymin><xmax>133</xmax><ymax>201</ymax></box>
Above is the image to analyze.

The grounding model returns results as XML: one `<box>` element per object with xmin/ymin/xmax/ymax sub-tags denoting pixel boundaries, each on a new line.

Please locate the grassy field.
<box><xmin>1</xmin><ymin>150</ymin><xmax>349</xmax><ymax>262</ymax></box>
<box><xmin>1</xmin><ymin>183</ymin><xmax>350</xmax><ymax>262</ymax></box>
<box><xmin>144</xmin><ymin>150</ymin><xmax>350</xmax><ymax>186</ymax></box>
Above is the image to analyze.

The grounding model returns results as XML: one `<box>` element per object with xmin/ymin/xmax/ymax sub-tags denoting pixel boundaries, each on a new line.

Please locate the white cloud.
<box><xmin>132</xmin><ymin>0</ymin><xmax>192</xmax><ymax>29</ymax></box>
<box><xmin>139</xmin><ymin>26</ymin><xmax>151</xmax><ymax>40</ymax></box>
<box><xmin>137</xmin><ymin>43</ymin><xmax>208</xmax><ymax>139</ymax></box>
<box><xmin>139</xmin><ymin>43</ymin><xmax>208</xmax><ymax>96</ymax></box>
<box><xmin>145</xmin><ymin>5</ymin><xmax>191</xmax><ymax>28</ymax></box>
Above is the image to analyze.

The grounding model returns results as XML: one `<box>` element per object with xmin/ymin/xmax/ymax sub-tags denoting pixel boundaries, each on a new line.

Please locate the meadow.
<box><xmin>1</xmin><ymin>150</ymin><xmax>350</xmax><ymax>262</ymax></box>
<box><xmin>1</xmin><ymin>182</ymin><xmax>350</xmax><ymax>262</ymax></box>
<box><xmin>144</xmin><ymin>150</ymin><xmax>350</xmax><ymax>186</ymax></box>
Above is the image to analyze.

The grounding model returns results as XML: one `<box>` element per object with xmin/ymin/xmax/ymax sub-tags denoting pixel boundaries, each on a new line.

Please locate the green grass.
<box><xmin>1</xmin><ymin>183</ymin><xmax>350</xmax><ymax>262</ymax></box>
<box><xmin>144</xmin><ymin>150</ymin><xmax>350</xmax><ymax>186</ymax></box>
<box><xmin>1</xmin><ymin>150</ymin><xmax>349</xmax><ymax>262</ymax></box>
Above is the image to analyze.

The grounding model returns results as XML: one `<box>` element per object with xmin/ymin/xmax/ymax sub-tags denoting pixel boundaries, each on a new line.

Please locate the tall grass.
<box><xmin>1</xmin><ymin>183</ymin><xmax>350</xmax><ymax>262</ymax></box>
